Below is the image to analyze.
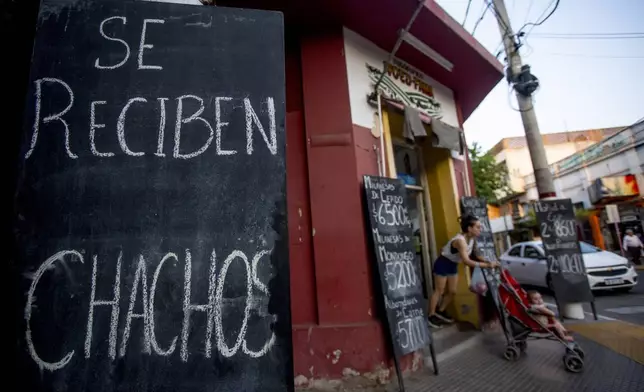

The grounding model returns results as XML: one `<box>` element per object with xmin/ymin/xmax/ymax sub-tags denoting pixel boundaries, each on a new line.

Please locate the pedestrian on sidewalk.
<box><xmin>428</xmin><ymin>215</ymin><xmax>500</xmax><ymax>328</ymax></box>
<box><xmin>622</xmin><ymin>229</ymin><xmax>642</xmax><ymax>265</ymax></box>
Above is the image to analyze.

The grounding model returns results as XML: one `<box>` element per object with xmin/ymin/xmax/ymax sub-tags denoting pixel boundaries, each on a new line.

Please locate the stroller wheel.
<box><xmin>573</xmin><ymin>346</ymin><xmax>585</xmax><ymax>360</ymax></box>
<box><xmin>563</xmin><ymin>354</ymin><xmax>584</xmax><ymax>373</ymax></box>
<box><xmin>517</xmin><ymin>341</ymin><xmax>527</xmax><ymax>352</ymax></box>
<box><xmin>504</xmin><ymin>346</ymin><xmax>520</xmax><ymax>362</ymax></box>
<box><xmin>567</xmin><ymin>346</ymin><xmax>585</xmax><ymax>360</ymax></box>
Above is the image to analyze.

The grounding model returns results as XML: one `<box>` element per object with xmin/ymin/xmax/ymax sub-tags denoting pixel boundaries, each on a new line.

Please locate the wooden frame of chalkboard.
<box><xmin>534</xmin><ymin>199</ymin><xmax>595</xmax><ymax>309</ymax></box>
<box><xmin>12</xmin><ymin>1</ymin><xmax>293</xmax><ymax>391</ymax></box>
<box><xmin>363</xmin><ymin>175</ymin><xmax>437</xmax><ymax>391</ymax></box>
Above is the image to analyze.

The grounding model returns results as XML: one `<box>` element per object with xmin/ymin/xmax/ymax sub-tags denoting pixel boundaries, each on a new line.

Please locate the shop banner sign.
<box><xmin>535</xmin><ymin>199</ymin><xmax>594</xmax><ymax>304</ymax></box>
<box><xmin>13</xmin><ymin>1</ymin><xmax>292</xmax><ymax>391</ymax></box>
<box><xmin>363</xmin><ymin>176</ymin><xmax>431</xmax><ymax>357</ymax></box>
<box><xmin>460</xmin><ymin>197</ymin><xmax>501</xmax><ymax>306</ymax></box>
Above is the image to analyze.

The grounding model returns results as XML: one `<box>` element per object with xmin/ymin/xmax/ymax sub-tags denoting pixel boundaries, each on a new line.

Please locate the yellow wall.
<box><xmin>385</xmin><ymin>109</ymin><xmax>481</xmax><ymax>328</ymax></box>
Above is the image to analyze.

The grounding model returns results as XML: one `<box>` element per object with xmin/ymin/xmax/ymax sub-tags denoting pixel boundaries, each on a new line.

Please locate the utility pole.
<box><xmin>489</xmin><ymin>0</ymin><xmax>584</xmax><ymax>320</ymax></box>
<box><xmin>490</xmin><ymin>0</ymin><xmax>556</xmax><ymax>199</ymax></box>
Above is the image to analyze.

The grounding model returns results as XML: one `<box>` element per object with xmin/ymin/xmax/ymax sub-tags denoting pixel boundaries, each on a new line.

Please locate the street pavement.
<box><xmin>402</xmin><ymin>332</ymin><xmax>644</xmax><ymax>392</ymax></box>
<box><xmin>302</xmin><ymin>270</ymin><xmax>644</xmax><ymax>392</ymax></box>
<box><xmin>542</xmin><ymin>270</ymin><xmax>644</xmax><ymax>325</ymax></box>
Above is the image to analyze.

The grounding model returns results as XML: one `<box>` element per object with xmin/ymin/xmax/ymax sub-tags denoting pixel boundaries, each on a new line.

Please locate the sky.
<box><xmin>435</xmin><ymin>0</ymin><xmax>644</xmax><ymax>151</ymax></box>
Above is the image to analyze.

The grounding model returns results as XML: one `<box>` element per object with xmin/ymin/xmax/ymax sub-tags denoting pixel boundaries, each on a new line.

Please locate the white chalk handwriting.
<box><xmin>24</xmin><ymin>246</ymin><xmax>277</xmax><ymax>371</ymax></box>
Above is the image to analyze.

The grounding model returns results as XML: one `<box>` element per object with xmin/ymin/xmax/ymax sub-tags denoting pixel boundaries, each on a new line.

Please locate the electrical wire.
<box><xmin>486</xmin><ymin>0</ymin><xmax>512</xmax><ymax>39</ymax></box>
<box><xmin>507</xmin><ymin>83</ymin><xmax>536</xmax><ymax>113</ymax></box>
<box><xmin>531</xmin><ymin>32</ymin><xmax>644</xmax><ymax>37</ymax></box>
<box><xmin>520</xmin><ymin>0</ymin><xmax>560</xmax><ymax>32</ymax></box>
<box><xmin>471</xmin><ymin>1</ymin><xmax>491</xmax><ymax>36</ymax></box>
<box><xmin>529</xmin><ymin>34</ymin><xmax>644</xmax><ymax>40</ymax></box>
<box><xmin>523</xmin><ymin>0</ymin><xmax>535</xmax><ymax>28</ymax></box>
<box><xmin>462</xmin><ymin>0</ymin><xmax>473</xmax><ymax>26</ymax></box>
<box><xmin>542</xmin><ymin>52</ymin><xmax>644</xmax><ymax>59</ymax></box>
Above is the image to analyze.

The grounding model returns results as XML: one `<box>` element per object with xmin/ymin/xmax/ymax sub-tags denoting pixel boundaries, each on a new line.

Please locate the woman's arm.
<box><xmin>454</xmin><ymin>238</ymin><xmax>499</xmax><ymax>269</ymax></box>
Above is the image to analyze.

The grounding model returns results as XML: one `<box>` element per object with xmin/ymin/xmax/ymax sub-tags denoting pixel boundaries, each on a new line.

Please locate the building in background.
<box><xmin>487</xmin><ymin>127</ymin><xmax>624</xmax><ymax>244</ymax></box>
<box><xmin>490</xmin><ymin>128</ymin><xmax>623</xmax><ymax>194</ymax></box>
<box><xmin>523</xmin><ymin>120</ymin><xmax>644</xmax><ymax>251</ymax></box>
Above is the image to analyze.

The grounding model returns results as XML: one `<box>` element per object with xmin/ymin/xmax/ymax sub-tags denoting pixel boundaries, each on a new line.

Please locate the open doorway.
<box><xmin>393</xmin><ymin>141</ymin><xmax>435</xmax><ymax>298</ymax></box>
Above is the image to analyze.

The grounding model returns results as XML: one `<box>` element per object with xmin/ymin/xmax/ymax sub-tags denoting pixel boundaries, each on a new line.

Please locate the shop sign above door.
<box><xmin>367</xmin><ymin>59</ymin><xmax>442</xmax><ymax>118</ymax></box>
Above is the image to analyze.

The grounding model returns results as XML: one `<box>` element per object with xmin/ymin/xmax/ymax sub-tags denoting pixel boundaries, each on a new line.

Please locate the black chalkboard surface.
<box><xmin>535</xmin><ymin>199</ymin><xmax>594</xmax><ymax>304</ymax></box>
<box><xmin>460</xmin><ymin>197</ymin><xmax>501</xmax><ymax>306</ymax></box>
<box><xmin>13</xmin><ymin>1</ymin><xmax>291</xmax><ymax>391</ymax></box>
<box><xmin>364</xmin><ymin>176</ymin><xmax>431</xmax><ymax>359</ymax></box>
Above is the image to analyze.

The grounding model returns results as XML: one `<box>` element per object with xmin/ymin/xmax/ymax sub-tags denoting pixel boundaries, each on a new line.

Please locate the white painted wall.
<box><xmin>524</xmin><ymin>137</ymin><xmax>644</xmax><ymax>207</ymax></box>
<box><xmin>342</xmin><ymin>28</ymin><xmax>459</xmax><ymax>130</ymax></box>
<box><xmin>495</xmin><ymin>141</ymin><xmax>601</xmax><ymax>193</ymax></box>
<box><xmin>490</xmin><ymin>216</ymin><xmax>513</xmax><ymax>234</ymax></box>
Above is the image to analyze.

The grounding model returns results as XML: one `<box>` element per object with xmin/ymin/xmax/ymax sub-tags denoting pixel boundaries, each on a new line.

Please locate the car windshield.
<box><xmin>579</xmin><ymin>242</ymin><xmax>600</xmax><ymax>254</ymax></box>
<box><xmin>536</xmin><ymin>242</ymin><xmax>600</xmax><ymax>254</ymax></box>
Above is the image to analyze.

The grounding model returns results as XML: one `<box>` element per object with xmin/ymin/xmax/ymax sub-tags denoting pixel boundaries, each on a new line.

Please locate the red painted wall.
<box><xmin>287</xmin><ymin>27</ymin><xmax>423</xmax><ymax>381</ymax></box>
<box><xmin>300</xmin><ymin>28</ymin><xmax>374</xmax><ymax>326</ymax></box>
<box><xmin>285</xmin><ymin>40</ymin><xmax>317</xmax><ymax>326</ymax></box>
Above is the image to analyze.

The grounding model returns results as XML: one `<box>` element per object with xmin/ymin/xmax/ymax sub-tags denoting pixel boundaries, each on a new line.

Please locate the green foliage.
<box><xmin>575</xmin><ymin>208</ymin><xmax>594</xmax><ymax>221</ymax></box>
<box><xmin>469</xmin><ymin>142</ymin><xmax>512</xmax><ymax>203</ymax></box>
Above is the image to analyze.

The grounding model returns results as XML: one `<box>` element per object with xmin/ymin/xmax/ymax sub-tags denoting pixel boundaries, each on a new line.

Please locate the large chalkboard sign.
<box><xmin>535</xmin><ymin>199</ymin><xmax>594</xmax><ymax>304</ymax></box>
<box><xmin>460</xmin><ymin>197</ymin><xmax>501</xmax><ymax>306</ymax></box>
<box><xmin>13</xmin><ymin>1</ymin><xmax>291</xmax><ymax>391</ymax></box>
<box><xmin>364</xmin><ymin>176</ymin><xmax>431</xmax><ymax>358</ymax></box>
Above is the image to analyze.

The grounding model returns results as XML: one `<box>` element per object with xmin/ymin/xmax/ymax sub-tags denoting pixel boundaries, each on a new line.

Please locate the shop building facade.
<box><xmin>10</xmin><ymin>0</ymin><xmax>503</xmax><ymax>383</ymax></box>
<box><xmin>196</xmin><ymin>0</ymin><xmax>503</xmax><ymax>381</ymax></box>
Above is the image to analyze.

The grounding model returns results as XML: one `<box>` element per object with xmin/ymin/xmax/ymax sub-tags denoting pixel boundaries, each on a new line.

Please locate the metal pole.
<box><xmin>490</xmin><ymin>0</ymin><xmax>585</xmax><ymax>320</ymax></box>
<box><xmin>377</xmin><ymin>93</ymin><xmax>387</xmax><ymax>176</ymax></box>
<box><xmin>373</xmin><ymin>0</ymin><xmax>425</xmax><ymax>93</ymax></box>
<box><xmin>490</xmin><ymin>0</ymin><xmax>556</xmax><ymax>199</ymax></box>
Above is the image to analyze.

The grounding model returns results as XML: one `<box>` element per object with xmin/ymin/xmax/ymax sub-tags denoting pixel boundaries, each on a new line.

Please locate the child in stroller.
<box><xmin>527</xmin><ymin>290</ymin><xmax>573</xmax><ymax>342</ymax></box>
<box><xmin>496</xmin><ymin>269</ymin><xmax>585</xmax><ymax>372</ymax></box>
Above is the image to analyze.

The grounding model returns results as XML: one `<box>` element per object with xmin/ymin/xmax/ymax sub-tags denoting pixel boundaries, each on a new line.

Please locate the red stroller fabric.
<box><xmin>497</xmin><ymin>268</ymin><xmax>555</xmax><ymax>331</ymax></box>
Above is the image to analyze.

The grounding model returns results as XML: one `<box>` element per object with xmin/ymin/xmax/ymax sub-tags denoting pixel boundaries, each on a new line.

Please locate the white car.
<box><xmin>500</xmin><ymin>241</ymin><xmax>639</xmax><ymax>292</ymax></box>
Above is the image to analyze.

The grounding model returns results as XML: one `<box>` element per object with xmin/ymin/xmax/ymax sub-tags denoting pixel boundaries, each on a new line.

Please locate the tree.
<box><xmin>469</xmin><ymin>142</ymin><xmax>512</xmax><ymax>203</ymax></box>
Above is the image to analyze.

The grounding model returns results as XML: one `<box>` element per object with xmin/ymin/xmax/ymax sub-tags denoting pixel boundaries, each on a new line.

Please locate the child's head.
<box><xmin>528</xmin><ymin>290</ymin><xmax>543</xmax><ymax>304</ymax></box>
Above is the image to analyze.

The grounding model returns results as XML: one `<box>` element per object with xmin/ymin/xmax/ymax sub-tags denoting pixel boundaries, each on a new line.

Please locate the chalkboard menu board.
<box><xmin>364</xmin><ymin>176</ymin><xmax>431</xmax><ymax>358</ymax></box>
<box><xmin>13</xmin><ymin>1</ymin><xmax>291</xmax><ymax>391</ymax></box>
<box><xmin>460</xmin><ymin>197</ymin><xmax>501</xmax><ymax>305</ymax></box>
<box><xmin>535</xmin><ymin>199</ymin><xmax>593</xmax><ymax>304</ymax></box>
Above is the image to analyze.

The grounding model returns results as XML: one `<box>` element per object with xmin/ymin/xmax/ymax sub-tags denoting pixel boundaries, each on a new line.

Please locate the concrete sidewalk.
<box><xmin>301</xmin><ymin>323</ymin><xmax>644</xmax><ymax>392</ymax></box>
<box><xmin>402</xmin><ymin>327</ymin><xmax>644</xmax><ymax>392</ymax></box>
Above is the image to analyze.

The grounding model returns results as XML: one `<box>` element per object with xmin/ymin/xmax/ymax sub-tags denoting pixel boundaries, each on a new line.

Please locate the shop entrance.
<box><xmin>393</xmin><ymin>141</ymin><xmax>436</xmax><ymax>298</ymax></box>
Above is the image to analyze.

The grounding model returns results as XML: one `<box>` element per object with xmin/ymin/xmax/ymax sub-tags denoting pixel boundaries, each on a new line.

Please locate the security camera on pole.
<box><xmin>489</xmin><ymin>0</ymin><xmax>585</xmax><ymax>320</ymax></box>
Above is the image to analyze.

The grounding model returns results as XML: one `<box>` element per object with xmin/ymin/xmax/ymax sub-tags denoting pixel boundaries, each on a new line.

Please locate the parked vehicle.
<box><xmin>500</xmin><ymin>241</ymin><xmax>638</xmax><ymax>292</ymax></box>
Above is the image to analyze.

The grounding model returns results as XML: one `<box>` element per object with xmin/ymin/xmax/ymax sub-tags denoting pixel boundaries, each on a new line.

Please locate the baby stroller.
<box><xmin>489</xmin><ymin>268</ymin><xmax>586</xmax><ymax>373</ymax></box>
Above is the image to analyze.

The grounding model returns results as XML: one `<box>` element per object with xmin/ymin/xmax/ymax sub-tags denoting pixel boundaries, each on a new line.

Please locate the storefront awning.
<box><xmin>380</xmin><ymin>96</ymin><xmax>464</xmax><ymax>152</ymax></box>
<box><xmin>218</xmin><ymin>0</ymin><xmax>504</xmax><ymax>121</ymax></box>
<box><xmin>403</xmin><ymin>106</ymin><xmax>427</xmax><ymax>143</ymax></box>
<box><xmin>430</xmin><ymin>117</ymin><xmax>463</xmax><ymax>153</ymax></box>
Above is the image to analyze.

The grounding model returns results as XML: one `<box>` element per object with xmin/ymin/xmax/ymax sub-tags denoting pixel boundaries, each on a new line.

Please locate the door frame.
<box><xmin>391</xmin><ymin>138</ymin><xmax>437</xmax><ymax>298</ymax></box>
